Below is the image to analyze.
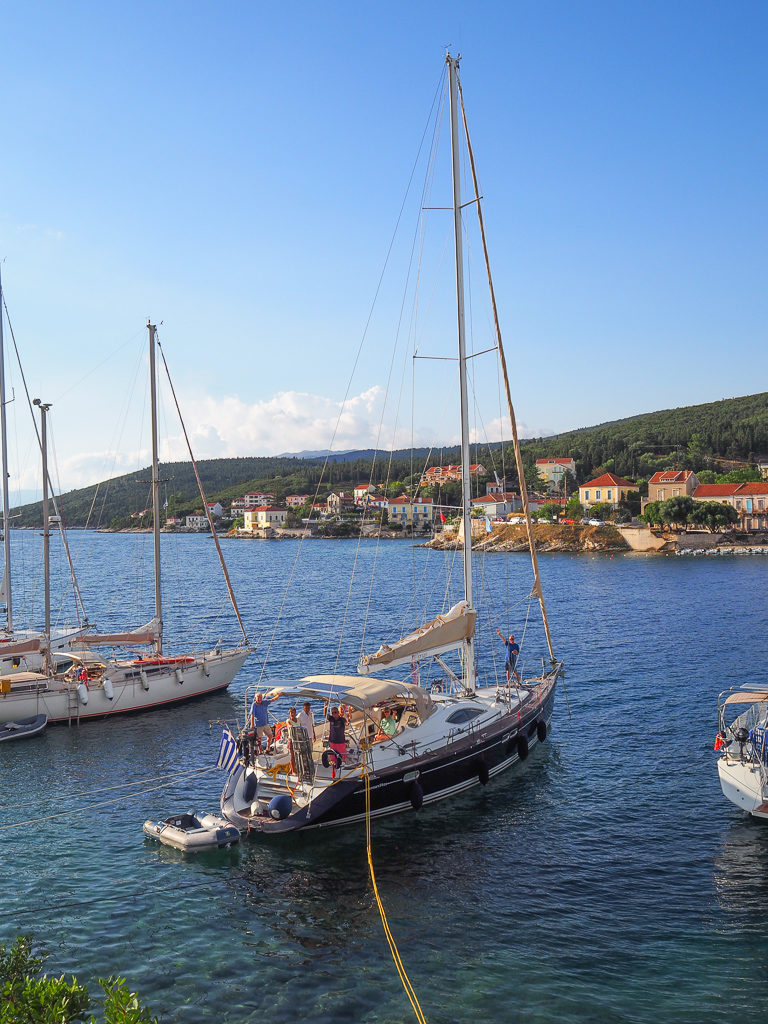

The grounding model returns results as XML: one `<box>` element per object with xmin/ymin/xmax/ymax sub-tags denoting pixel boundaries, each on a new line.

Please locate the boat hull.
<box><xmin>717</xmin><ymin>755</ymin><xmax>768</xmax><ymax>818</ymax></box>
<box><xmin>0</xmin><ymin>647</ymin><xmax>249</xmax><ymax>724</ymax></box>
<box><xmin>222</xmin><ymin>678</ymin><xmax>556</xmax><ymax>835</ymax></box>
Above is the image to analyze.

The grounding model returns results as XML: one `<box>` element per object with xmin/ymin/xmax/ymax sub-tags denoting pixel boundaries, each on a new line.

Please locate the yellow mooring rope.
<box><xmin>363</xmin><ymin>769</ymin><xmax>428</xmax><ymax>1023</ymax></box>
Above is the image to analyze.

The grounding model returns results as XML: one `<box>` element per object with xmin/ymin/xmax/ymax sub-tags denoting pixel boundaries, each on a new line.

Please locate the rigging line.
<box><xmin>268</xmin><ymin>74</ymin><xmax>447</xmax><ymax>681</ymax></box>
<box><xmin>337</xmin><ymin>76</ymin><xmax>447</xmax><ymax>672</ymax></box>
<box><xmin>0</xmin><ymin>766</ymin><xmax>222</xmax><ymax>833</ymax></box>
<box><xmin>1</xmin><ymin>301</ymin><xmax>89</xmax><ymax>625</ymax></box>
<box><xmin>364</xmin><ymin>769</ymin><xmax>428</xmax><ymax>1024</ymax></box>
<box><xmin>458</xmin><ymin>75</ymin><xmax>556</xmax><ymax>664</ymax></box>
<box><xmin>155</xmin><ymin>334</ymin><xmax>248</xmax><ymax>646</ymax></box>
<box><xmin>2</xmin><ymin>764</ymin><xmax>219</xmax><ymax>813</ymax></box>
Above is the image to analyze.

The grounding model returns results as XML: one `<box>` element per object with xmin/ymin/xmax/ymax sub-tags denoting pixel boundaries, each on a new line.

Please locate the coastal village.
<box><xmin>150</xmin><ymin>453</ymin><xmax>768</xmax><ymax>552</ymax></box>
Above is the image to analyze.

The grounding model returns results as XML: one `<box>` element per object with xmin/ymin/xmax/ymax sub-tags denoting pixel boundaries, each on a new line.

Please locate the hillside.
<box><xmin>11</xmin><ymin>392</ymin><xmax>768</xmax><ymax>528</ymax></box>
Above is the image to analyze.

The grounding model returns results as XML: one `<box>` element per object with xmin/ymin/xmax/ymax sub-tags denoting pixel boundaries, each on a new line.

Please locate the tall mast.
<box><xmin>148</xmin><ymin>321</ymin><xmax>163</xmax><ymax>655</ymax></box>
<box><xmin>0</xmin><ymin>269</ymin><xmax>11</xmax><ymax>630</ymax></box>
<box><xmin>447</xmin><ymin>52</ymin><xmax>476</xmax><ymax>692</ymax></box>
<box><xmin>33</xmin><ymin>398</ymin><xmax>51</xmax><ymax>669</ymax></box>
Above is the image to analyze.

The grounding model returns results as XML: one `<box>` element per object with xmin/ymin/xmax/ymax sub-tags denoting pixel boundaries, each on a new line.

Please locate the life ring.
<box><xmin>517</xmin><ymin>735</ymin><xmax>529</xmax><ymax>761</ymax></box>
<box><xmin>477</xmin><ymin>759</ymin><xmax>489</xmax><ymax>786</ymax></box>
<box><xmin>321</xmin><ymin>749</ymin><xmax>342</xmax><ymax>770</ymax></box>
<box><xmin>536</xmin><ymin>720</ymin><xmax>547</xmax><ymax>743</ymax></box>
<box><xmin>409</xmin><ymin>781</ymin><xmax>424</xmax><ymax>810</ymax></box>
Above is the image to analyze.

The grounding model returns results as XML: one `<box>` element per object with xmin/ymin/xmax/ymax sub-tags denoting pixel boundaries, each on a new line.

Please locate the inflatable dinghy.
<box><xmin>0</xmin><ymin>714</ymin><xmax>48</xmax><ymax>742</ymax></box>
<box><xmin>142</xmin><ymin>811</ymin><xmax>240</xmax><ymax>851</ymax></box>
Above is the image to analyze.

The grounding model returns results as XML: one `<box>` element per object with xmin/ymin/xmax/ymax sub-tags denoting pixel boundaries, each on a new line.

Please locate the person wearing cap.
<box><xmin>249</xmin><ymin>692</ymin><xmax>273</xmax><ymax>753</ymax></box>
<box><xmin>496</xmin><ymin>628</ymin><xmax>520</xmax><ymax>683</ymax></box>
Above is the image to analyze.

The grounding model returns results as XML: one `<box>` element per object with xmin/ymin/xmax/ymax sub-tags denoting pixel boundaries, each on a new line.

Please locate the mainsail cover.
<box><xmin>76</xmin><ymin>617</ymin><xmax>161</xmax><ymax>647</ymax></box>
<box><xmin>357</xmin><ymin>600</ymin><xmax>476</xmax><ymax>675</ymax></box>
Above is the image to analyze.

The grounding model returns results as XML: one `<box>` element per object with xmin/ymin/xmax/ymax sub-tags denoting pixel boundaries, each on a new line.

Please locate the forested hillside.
<box><xmin>11</xmin><ymin>393</ymin><xmax>768</xmax><ymax>528</ymax></box>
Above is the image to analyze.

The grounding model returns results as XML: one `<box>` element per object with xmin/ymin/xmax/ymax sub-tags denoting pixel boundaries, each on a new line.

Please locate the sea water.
<box><xmin>2</xmin><ymin>532</ymin><xmax>768</xmax><ymax>1023</ymax></box>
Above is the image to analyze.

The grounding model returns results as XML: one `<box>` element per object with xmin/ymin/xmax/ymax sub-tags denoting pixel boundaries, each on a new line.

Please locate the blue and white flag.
<box><xmin>485</xmin><ymin>516</ymin><xmax>493</xmax><ymax>533</ymax></box>
<box><xmin>216</xmin><ymin>726</ymin><xmax>239</xmax><ymax>774</ymax></box>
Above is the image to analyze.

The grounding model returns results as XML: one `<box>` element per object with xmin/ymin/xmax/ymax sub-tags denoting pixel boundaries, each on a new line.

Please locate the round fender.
<box><xmin>410</xmin><ymin>781</ymin><xmax>424</xmax><ymax>810</ymax></box>
<box><xmin>536</xmin><ymin>720</ymin><xmax>547</xmax><ymax>743</ymax></box>
<box><xmin>477</xmin><ymin>759</ymin><xmax>489</xmax><ymax>786</ymax></box>
<box><xmin>517</xmin><ymin>735</ymin><xmax>529</xmax><ymax>761</ymax></box>
<box><xmin>268</xmin><ymin>794</ymin><xmax>293</xmax><ymax>820</ymax></box>
<box><xmin>242</xmin><ymin>772</ymin><xmax>257</xmax><ymax>803</ymax></box>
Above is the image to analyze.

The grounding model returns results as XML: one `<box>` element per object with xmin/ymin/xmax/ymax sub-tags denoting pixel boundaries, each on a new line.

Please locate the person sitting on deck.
<box><xmin>375</xmin><ymin>708</ymin><xmax>397</xmax><ymax>741</ymax></box>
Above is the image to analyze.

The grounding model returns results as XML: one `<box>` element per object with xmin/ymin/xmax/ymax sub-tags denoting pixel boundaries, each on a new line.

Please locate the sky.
<box><xmin>1</xmin><ymin>0</ymin><xmax>766</xmax><ymax>499</ymax></box>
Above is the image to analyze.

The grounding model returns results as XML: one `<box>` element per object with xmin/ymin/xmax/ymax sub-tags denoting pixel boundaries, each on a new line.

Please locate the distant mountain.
<box><xmin>11</xmin><ymin>393</ymin><xmax>768</xmax><ymax>528</ymax></box>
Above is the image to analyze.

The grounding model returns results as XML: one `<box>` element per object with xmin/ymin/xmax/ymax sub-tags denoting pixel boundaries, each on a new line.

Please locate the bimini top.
<box><xmin>266</xmin><ymin>674</ymin><xmax>434</xmax><ymax>718</ymax></box>
<box><xmin>723</xmin><ymin>689</ymin><xmax>768</xmax><ymax>707</ymax></box>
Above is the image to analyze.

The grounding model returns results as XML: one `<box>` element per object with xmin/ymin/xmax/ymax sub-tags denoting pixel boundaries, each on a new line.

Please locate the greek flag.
<box><xmin>216</xmin><ymin>726</ymin><xmax>239</xmax><ymax>774</ymax></box>
<box><xmin>485</xmin><ymin>516</ymin><xmax>493</xmax><ymax>533</ymax></box>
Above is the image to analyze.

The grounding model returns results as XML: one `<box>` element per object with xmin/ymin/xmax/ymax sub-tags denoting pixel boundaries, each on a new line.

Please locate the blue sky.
<box><xmin>1</xmin><ymin>1</ymin><xmax>766</xmax><ymax>496</ymax></box>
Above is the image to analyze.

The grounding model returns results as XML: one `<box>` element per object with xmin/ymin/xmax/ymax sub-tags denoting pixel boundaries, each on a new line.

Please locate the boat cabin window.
<box><xmin>446</xmin><ymin>708</ymin><xmax>483</xmax><ymax>725</ymax></box>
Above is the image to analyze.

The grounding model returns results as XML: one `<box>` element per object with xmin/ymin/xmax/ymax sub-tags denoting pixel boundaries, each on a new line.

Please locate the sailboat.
<box><xmin>219</xmin><ymin>54</ymin><xmax>564</xmax><ymax>835</ymax></box>
<box><xmin>0</xmin><ymin>268</ymin><xmax>88</xmax><ymax>677</ymax></box>
<box><xmin>0</xmin><ymin>322</ymin><xmax>250</xmax><ymax>724</ymax></box>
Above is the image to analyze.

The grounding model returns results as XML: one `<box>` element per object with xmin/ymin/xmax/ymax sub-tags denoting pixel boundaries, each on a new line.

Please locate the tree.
<box><xmin>565</xmin><ymin>496</ymin><xmax>584</xmax><ymax>519</ymax></box>
<box><xmin>660</xmin><ymin>495</ymin><xmax>695</xmax><ymax>529</ymax></box>
<box><xmin>0</xmin><ymin>935</ymin><xmax>158</xmax><ymax>1024</ymax></box>
<box><xmin>588</xmin><ymin>502</ymin><xmax>609</xmax><ymax>521</ymax></box>
<box><xmin>688</xmin><ymin>500</ymin><xmax>739</xmax><ymax>532</ymax></box>
<box><xmin>641</xmin><ymin>501</ymin><xmax>663</xmax><ymax>526</ymax></box>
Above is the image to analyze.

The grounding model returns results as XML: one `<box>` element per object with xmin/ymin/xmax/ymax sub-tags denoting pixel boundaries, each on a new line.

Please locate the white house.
<box><xmin>471</xmin><ymin>492</ymin><xmax>521</xmax><ymax>517</ymax></box>
<box><xmin>185</xmin><ymin>515</ymin><xmax>209</xmax><ymax>530</ymax></box>
<box><xmin>206</xmin><ymin>502</ymin><xmax>223</xmax><ymax>518</ymax></box>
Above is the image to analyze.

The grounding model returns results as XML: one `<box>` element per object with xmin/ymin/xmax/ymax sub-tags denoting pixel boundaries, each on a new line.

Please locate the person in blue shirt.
<box><xmin>249</xmin><ymin>692</ymin><xmax>273</xmax><ymax>753</ymax></box>
<box><xmin>496</xmin><ymin>628</ymin><xmax>520</xmax><ymax>683</ymax></box>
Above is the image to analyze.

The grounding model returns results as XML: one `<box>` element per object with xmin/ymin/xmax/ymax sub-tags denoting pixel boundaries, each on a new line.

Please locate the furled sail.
<box><xmin>75</xmin><ymin>617</ymin><xmax>161</xmax><ymax>647</ymax></box>
<box><xmin>357</xmin><ymin>600</ymin><xmax>476</xmax><ymax>675</ymax></box>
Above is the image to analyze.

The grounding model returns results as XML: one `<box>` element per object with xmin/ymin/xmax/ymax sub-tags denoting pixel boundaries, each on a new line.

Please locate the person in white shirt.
<box><xmin>298</xmin><ymin>701</ymin><xmax>315</xmax><ymax>743</ymax></box>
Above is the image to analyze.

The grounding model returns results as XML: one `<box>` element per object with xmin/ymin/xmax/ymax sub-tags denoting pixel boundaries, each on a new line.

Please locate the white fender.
<box><xmin>77</xmin><ymin>683</ymin><xmax>89</xmax><ymax>705</ymax></box>
<box><xmin>175</xmin><ymin>668</ymin><xmax>184</xmax><ymax>685</ymax></box>
<box><xmin>103</xmin><ymin>678</ymin><xmax>114</xmax><ymax>700</ymax></box>
<box><xmin>140</xmin><ymin>670</ymin><xmax>149</xmax><ymax>691</ymax></box>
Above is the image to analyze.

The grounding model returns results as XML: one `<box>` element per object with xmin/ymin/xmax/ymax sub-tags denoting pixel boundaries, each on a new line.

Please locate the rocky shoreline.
<box><xmin>426</xmin><ymin>522</ymin><xmax>768</xmax><ymax>555</ymax></box>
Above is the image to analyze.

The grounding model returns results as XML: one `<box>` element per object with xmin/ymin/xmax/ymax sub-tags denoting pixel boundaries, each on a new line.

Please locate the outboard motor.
<box><xmin>735</xmin><ymin>726</ymin><xmax>750</xmax><ymax>761</ymax></box>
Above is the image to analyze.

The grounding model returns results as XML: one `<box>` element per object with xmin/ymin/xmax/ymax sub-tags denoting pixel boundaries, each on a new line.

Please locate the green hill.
<box><xmin>12</xmin><ymin>393</ymin><xmax>768</xmax><ymax>527</ymax></box>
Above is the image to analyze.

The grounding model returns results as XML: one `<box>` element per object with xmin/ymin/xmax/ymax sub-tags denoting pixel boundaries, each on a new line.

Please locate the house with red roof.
<box><xmin>579</xmin><ymin>473</ymin><xmax>639</xmax><ymax>510</ymax></box>
<box><xmin>647</xmin><ymin>470</ymin><xmax>699</xmax><ymax>503</ymax></box>
<box><xmin>387</xmin><ymin>495</ymin><xmax>434</xmax><ymax>528</ymax></box>
<box><xmin>693</xmin><ymin>482</ymin><xmax>768</xmax><ymax>531</ymax></box>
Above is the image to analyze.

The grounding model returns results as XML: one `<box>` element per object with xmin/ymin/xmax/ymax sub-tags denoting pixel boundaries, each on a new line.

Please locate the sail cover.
<box><xmin>357</xmin><ymin>600</ymin><xmax>476</xmax><ymax>675</ymax></box>
<box><xmin>76</xmin><ymin>617</ymin><xmax>161</xmax><ymax>647</ymax></box>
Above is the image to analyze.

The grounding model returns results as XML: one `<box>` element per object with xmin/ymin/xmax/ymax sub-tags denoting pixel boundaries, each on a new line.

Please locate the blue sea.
<box><xmin>2</xmin><ymin>531</ymin><xmax>768</xmax><ymax>1023</ymax></box>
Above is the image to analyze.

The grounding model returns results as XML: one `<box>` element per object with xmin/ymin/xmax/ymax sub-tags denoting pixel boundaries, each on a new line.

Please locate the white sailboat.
<box><xmin>716</xmin><ymin>687</ymin><xmax>768</xmax><ymax>818</ymax></box>
<box><xmin>0</xmin><ymin>322</ymin><xmax>249</xmax><ymax>724</ymax></box>
<box><xmin>0</xmin><ymin>268</ymin><xmax>87</xmax><ymax>676</ymax></box>
<box><xmin>220</xmin><ymin>54</ymin><xmax>564</xmax><ymax>835</ymax></box>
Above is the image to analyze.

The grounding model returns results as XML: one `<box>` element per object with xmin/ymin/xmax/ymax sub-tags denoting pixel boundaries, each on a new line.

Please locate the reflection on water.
<box><xmin>714</xmin><ymin>816</ymin><xmax>768</xmax><ymax>926</ymax></box>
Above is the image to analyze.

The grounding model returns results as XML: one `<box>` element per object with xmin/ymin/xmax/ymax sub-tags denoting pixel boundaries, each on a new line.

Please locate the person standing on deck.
<box><xmin>249</xmin><ymin>692</ymin><xmax>273</xmax><ymax>753</ymax></box>
<box><xmin>298</xmin><ymin>701</ymin><xmax>315</xmax><ymax>742</ymax></box>
<box><xmin>323</xmin><ymin>701</ymin><xmax>348</xmax><ymax>764</ymax></box>
<box><xmin>496</xmin><ymin>629</ymin><xmax>520</xmax><ymax>683</ymax></box>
